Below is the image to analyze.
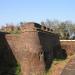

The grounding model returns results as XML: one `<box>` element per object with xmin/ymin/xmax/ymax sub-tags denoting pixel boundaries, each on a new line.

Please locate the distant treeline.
<box><xmin>0</xmin><ymin>20</ymin><xmax>75</xmax><ymax>40</ymax></box>
<box><xmin>41</xmin><ymin>20</ymin><xmax>75</xmax><ymax>40</ymax></box>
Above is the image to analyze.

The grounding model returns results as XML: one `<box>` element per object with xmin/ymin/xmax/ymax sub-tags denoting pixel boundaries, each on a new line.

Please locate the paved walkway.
<box><xmin>61</xmin><ymin>56</ymin><xmax>75</xmax><ymax>75</ymax></box>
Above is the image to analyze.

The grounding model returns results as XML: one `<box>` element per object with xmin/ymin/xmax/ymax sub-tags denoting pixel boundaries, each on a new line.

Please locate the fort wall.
<box><xmin>60</xmin><ymin>40</ymin><xmax>75</xmax><ymax>55</ymax></box>
<box><xmin>0</xmin><ymin>22</ymin><xmax>75</xmax><ymax>75</ymax></box>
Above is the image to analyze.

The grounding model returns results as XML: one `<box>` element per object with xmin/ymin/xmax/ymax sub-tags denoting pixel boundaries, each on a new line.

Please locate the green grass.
<box><xmin>15</xmin><ymin>64</ymin><xmax>21</xmax><ymax>75</ymax></box>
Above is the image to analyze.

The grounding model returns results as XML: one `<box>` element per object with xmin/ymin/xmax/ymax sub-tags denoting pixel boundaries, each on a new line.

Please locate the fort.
<box><xmin>0</xmin><ymin>22</ymin><xmax>75</xmax><ymax>75</ymax></box>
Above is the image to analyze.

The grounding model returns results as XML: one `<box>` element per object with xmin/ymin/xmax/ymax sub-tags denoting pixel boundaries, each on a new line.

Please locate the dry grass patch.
<box><xmin>47</xmin><ymin>54</ymin><xmax>75</xmax><ymax>75</ymax></box>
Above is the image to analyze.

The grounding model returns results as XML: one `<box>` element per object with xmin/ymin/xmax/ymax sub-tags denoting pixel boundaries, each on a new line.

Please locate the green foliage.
<box><xmin>15</xmin><ymin>64</ymin><xmax>21</xmax><ymax>75</ymax></box>
<box><xmin>8</xmin><ymin>63</ymin><xmax>21</xmax><ymax>75</ymax></box>
<box><xmin>10</xmin><ymin>30</ymin><xmax>21</xmax><ymax>34</ymax></box>
<box><xmin>10</xmin><ymin>30</ymin><xmax>20</xmax><ymax>34</ymax></box>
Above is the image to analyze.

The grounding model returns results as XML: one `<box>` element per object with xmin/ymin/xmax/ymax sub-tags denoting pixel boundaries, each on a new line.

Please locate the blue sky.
<box><xmin>0</xmin><ymin>0</ymin><xmax>75</xmax><ymax>26</ymax></box>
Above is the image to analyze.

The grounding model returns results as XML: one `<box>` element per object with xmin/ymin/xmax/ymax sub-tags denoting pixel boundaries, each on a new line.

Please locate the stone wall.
<box><xmin>5</xmin><ymin>31</ymin><xmax>67</xmax><ymax>75</ymax></box>
<box><xmin>3</xmin><ymin>22</ymin><xmax>62</xmax><ymax>75</ymax></box>
<box><xmin>0</xmin><ymin>22</ymin><xmax>74</xmax><ymax>75</ymax></box>
<box><xmin>60</xmin><ymin>40</ymin><xmax>75</xmax><ymax>55</ymax></box>
<box><xmin>5</xmin><ymin>28</ymin><xmax>45</xmax><ymax>74</ymax></box>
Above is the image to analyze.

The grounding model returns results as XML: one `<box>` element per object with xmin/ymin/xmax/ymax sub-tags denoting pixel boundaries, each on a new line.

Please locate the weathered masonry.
<box><xmin>60</xmin><ymin>40</ymin><xmax>75</xmax><ymax>55</ymax></box>
<box><xmin>0</xmin><ymin>22</ymin><xmax>55</xmax><ymax>75</ymax></box>
<box><xmin>0</xmin><ymin>22</ymin><xmax>75</xmax><ymax>75</ymax></box>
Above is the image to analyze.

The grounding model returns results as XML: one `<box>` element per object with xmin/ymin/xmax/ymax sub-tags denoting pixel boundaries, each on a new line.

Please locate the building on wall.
<box><xmin>19</xmin><ymin>22</ymin><xmax>52</xmax><ymax>32</ymax></box>
<box><xmin>19</xmin><ymin>22</ymin><xmax>41</xmax><ymax>32</ymax></box>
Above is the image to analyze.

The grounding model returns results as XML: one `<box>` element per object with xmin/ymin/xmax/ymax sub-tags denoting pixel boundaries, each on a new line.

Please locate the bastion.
<box><xmin>0</xmin><ymin>22</ymin><xmax>69</xmax><ymax>75</ymax></box>
<box><xmin>3</xmin><ymin>22</ymin><xmax>54</xmax><ymax>75</ymax></box>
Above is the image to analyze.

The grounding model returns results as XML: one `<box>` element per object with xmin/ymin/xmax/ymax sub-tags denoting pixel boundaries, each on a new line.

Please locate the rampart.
<box><xmin>5</xmin><ymin>22</ymin><xmax>57</xmax><ymax>75</ymax></box>
<box><xmin>0</xmin><ymin>22</ymin><xmax>74</xmax><ymax>75</ymax></box>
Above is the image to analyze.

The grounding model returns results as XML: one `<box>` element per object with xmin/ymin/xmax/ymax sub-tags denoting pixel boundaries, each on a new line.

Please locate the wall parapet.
<box><xmin>60</xmin><ymin>40</ymin><xmax>75</xmax><ymax>41</ymax></box>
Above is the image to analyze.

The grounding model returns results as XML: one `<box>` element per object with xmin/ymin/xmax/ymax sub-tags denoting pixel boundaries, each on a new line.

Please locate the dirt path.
<box><xmin>61</xmin><ymin>56</ymin><xmax>75</xmax><ymax>75</ymax></box>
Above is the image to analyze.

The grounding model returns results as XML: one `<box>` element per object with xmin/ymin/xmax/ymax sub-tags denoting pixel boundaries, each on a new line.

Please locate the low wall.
<box><xmin>60</xmin><ymin>40</ymin><xmax>75</xmax><ymax>55</ymax></box>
